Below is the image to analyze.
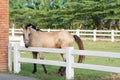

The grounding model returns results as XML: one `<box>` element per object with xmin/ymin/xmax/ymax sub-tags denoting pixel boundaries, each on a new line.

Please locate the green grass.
<box><xmin>83</xmin><ymin>40</ymin><xmax>120</xmax><ymax>52</ymax></box>
<box><xmin>16</xmin><ymin>40</ymin><xmax>120</xmax><ymax>80</ymax></box>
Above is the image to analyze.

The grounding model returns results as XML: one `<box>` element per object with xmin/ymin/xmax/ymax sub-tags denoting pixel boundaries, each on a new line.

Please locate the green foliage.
<box><xmin>9</xmin><ymin>0</ymin><xmax>120</xmax><ymax>29</ymax></box>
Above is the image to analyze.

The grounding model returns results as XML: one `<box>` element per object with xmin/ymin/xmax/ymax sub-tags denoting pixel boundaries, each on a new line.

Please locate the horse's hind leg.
<box><xmin>58</xmin><ymin>54</ymin><xmax>66</xmax><ymax>76</ymax></box>
<box><xmin>39</xmin><ymin>52</ymin><xmax>47</xmax><ymax>74</ymax></box>
<box><xmin>58</xmin><ymin>66</ymin><xmax>66</xmax><ymax>76</ymax></box>
<box><xmin>32</xmin><ymin>52</ymin><xmax>38</xmax><ymax>74</ymax></box>
<box><xmin>40</xmin><ymin>58</ymin><xmax>47</xmax><ymax>74</ymax></box>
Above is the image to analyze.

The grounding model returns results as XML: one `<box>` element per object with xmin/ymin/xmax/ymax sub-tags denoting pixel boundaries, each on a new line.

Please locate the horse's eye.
<box><xmin>23</xmin><ymin>34</ymin><xmax>25</xmax><ymax>36</ymax></box>
<box><xmin>29</xmin><ymin>34</ymin><xmax>31</xmax><ymax>36</ymax></box>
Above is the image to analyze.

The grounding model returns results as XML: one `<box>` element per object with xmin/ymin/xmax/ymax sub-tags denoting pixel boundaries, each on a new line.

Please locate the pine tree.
<box><xmin>9</xmin><ymin>0</ymin><xmax>120</xmax><ymax>29</ymax></box>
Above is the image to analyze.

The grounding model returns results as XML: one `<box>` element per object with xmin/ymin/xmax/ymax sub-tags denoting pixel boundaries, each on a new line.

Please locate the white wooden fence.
<box><xmin>9</xmin><ymin>28</ymin><xmax>120</xmax><ymax>42</ymax></box>
<box><xmin>8</xmin><ymin>44</ymin><xmax>120</xmax><ymax>80</ymax></box>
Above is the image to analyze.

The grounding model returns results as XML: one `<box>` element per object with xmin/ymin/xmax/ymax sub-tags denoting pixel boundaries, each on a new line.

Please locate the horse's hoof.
<box><xmin>60</xmin><ymin>73</ymin><xmax>64</xmax><ymax>76</ymax></box>
<box><xmin>44</xmin><ymin>71</ymin><xmax>47</xmax><ymax>74</ymax></box>
<box><xmin>57</xmin><ymin>71</ymin><xmax>60</xmax><ymax>74</ymax></box>
<box><xmin>58</xmin><ymin>67</ymin><xmax>63</xmax><ymax>74</ymax></box>
<box><xmin>32</xmin><ymin>70</ymin><xmax>37</xmax><ymax>74</ymax></box>
<box><xmin>57</xmin><ymin>72</ymin><xmax>64</xmax><ymax>76</ymax></box>
<box><xmin>32</xmin><ymin>72</ymin><xmax>36</xmax><ymax>74</ymax></box>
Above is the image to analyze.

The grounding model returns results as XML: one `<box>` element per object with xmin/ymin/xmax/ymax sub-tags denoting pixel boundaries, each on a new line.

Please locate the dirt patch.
<box><xmin>102</xmin><ymin>74</ymin><xmax>120</xmax><ymax>80</ymax></box>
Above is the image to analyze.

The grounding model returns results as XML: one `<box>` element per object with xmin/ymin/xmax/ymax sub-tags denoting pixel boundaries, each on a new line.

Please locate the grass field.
<box><xmin>16</xmin><ymin>40</ymin><xmax>120</xmax><ymax>80</ymax></box>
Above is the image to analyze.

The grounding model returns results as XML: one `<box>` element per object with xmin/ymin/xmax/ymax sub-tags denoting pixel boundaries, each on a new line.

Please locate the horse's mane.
<box><xmin>25</xmin><ymin>23</ymin><xmax>36</xmax><ymax>30</ymax></box>
<box><xmin>25</xmin><ymin>23</ymin><xmax>43</xmax><ymax>31</ymax></box>
<box><xmin>25</xmin><ymin>23</ymin><xmax>46</xmax><ymax>32</ymax></box>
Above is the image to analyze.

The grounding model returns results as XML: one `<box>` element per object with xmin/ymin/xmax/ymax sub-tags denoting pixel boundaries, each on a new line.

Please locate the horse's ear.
<box><xmin>29</xmin><ymin>25</ymin><xmax>32</xmax><ymax>28</ymax></box>
<box><xmin>28</xmin><ymin>26</ymin><xmax>32</xmax><ymax>29</ymax></box>
<box><xmin>28</xmin><ymin>26</ymin><xmax>33</xmax><ymax>31</ymax></box>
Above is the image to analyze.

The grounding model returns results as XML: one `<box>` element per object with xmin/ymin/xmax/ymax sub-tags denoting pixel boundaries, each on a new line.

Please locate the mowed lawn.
<box><xmin>18</xmin><ymin>40</ymin><xmax>120</xmax><ymax>80</ymax></box>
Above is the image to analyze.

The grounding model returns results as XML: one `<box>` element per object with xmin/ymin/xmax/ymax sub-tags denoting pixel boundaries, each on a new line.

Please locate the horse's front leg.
<box><xmin>39</xmin><ymin>52</ymin><xmax>47</xmax><ymax>74</ymax></box>
<box><xmin>32</xmin><ymin>52</ymin><xmax>38</xmax><ymax>74</ymax></box>
<box><xmin>58</xmin><ymin>54</ymin><xmax>66</xmax><ymax>76</ymax></box>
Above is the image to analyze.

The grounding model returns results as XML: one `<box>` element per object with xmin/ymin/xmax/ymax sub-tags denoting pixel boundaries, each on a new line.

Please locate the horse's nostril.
<box><xmin>25</xmin><ymin>44</ymin><xmax>29</xmax><ymax>48</ymax></box>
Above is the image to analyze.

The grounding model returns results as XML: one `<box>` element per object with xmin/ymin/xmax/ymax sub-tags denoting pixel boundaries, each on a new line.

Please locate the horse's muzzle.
<box><xmin>25</xmin><ymin>44</ymin><xmax>29</xmax><ymax>48</ymax></box>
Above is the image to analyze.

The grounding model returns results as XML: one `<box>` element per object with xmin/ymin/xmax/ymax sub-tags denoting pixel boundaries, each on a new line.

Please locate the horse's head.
<box><xmin>23</xmin><ymin>24</ymin><xmax>36</xmax><ymax>48</ymax></box>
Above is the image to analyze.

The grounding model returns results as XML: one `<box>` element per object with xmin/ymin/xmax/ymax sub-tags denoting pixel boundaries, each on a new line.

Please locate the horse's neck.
<box><xmin>30</xmin><ymin>28</ymin><xmax>36</xmax><ymax>34</ymax></box>
<box><xmin>30</xmin><ymin>29</ymin><xmax>42</xmax><ymax>41</ymax></box>
<box><xmin>30</xmin><ymin>29</ymin><xmax>37</xmax><ymax>40</ymax></box>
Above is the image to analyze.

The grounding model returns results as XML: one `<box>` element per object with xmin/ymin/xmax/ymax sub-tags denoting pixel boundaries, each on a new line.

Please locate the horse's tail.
<box><xmin>73</xmin><ymin>35</ymin><xmax>85</xmax><ymax>63</ymax></box>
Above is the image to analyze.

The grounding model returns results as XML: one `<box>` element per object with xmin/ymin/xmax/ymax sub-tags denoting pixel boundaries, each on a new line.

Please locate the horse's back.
<box><xmin>38</xmin><ymin>31</ymin><xmax>74</xmax><ymax>48</ymax></box>
<box><xmin>57</xmin><ymin>31</ymin><xmax>74</xmax><ymax>48</ymax></box>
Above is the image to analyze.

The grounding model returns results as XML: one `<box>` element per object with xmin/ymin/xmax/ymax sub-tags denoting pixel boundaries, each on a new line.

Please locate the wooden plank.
<box><xmin>73</xmin><ymin>63</ymin><xmax>120</xmax><ymax>73</ymax></box>
<box><xmin>19</xmin><ymin>46</ymin><xmax>66</xmax><ymax>54</ymax></box>
<box><xmin>72</xmin><ymin>50</ymin><xmax>120</xmax><ymax>58</ymax></box>
<box><xmin>19</xmin><ymin>58</ymin><xmax>66</xmax><ymax>67</ymax></box>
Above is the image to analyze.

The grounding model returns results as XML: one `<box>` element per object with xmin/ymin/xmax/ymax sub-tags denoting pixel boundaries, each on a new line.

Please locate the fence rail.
<box><xmin>9</xmin><ymin>28</ymin><xmax>120</xmax><ymax>42</ymax></box>
<box><xmin>8</xmin><ymin>44</ymin><xmax>120</xmax><ymax>80</ymax></box>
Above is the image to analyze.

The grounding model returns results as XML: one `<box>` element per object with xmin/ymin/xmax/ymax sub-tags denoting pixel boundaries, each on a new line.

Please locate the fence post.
<box><xmin>48</xmin><ymin>28</ymin><xmax>50</xmax><ymax>32</ymax></box>
<box><xmin>12</xmin><ymin>26</ymin><xmax>15</xmax><ymax>38</ymax></box>
<box><xmin>93</xmin><ymin>29</ymin><xmax>96</xmax><ymax>41</ymax></box>
<box><xmin>76</xmin><ymin>29</ymin><xmax>80</xmax><ymax>36</ymax></box>
<box><xmin>20</xmin><ymin>36</ymin><xmax>24</xmax><ymax>46</ymax></box>
<box><xmin>14</xmin><ymin>44</ymin><xmax>21</xmax><ymax>73</ymax></box>
<box><xmin>111</xmin><ymin>30</ymin><xmax>114</xmax><ymax>42</ymax></box>
<box><xmin>66</xmin><ymin>47</ymin><xmax>74</xmax><ymax>80</ymax></box>
<box><xmin>8</xmin><ymin>43</ymin><xmax>12</xmax><ymax>72</ymax></box>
